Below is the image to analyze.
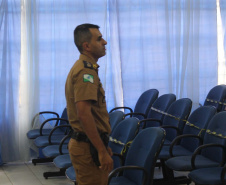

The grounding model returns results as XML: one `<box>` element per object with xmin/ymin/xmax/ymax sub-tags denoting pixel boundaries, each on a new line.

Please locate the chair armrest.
<box><xmin>138</xmin><ymin>119</ymin><xmax>162</xmax><ymax>129</ymax></box>
<box><xmin>47</xmin><ymin>119</ymin><xmax>70</xmax><ymax>144</ymax></box>
<box><xmin>169</xmin><ymin>134</ymin><xmax>203</xmax><ymax>157</ymax></box>
<box><xmin>108</xmin><ymin>165</ymin><xmax>148</xmax><ymax>185</ymax></box>
<box><xmin>59</xmin><ymin>133</ymin><xmax>72</xmax><ymax>154</ymax></box>
<box><xmin>191</xmin><ymin>143</ymin><xmax>226</xmax><ymax>169</ymax></box>
<box><xmin>160</xmin><ymin>125</ymin><xmax>181</xmax><ymax>135</ymax></box>
<box><xmin>39</xmin><ymin>113</ymin><xmax>61</xmax><ymax>135</ymax></box>
<box><xmin>124</xmin><ymin>112</ymin><xmax>147</xmax><ymax>119</ymax></box>
<box><xmin>32</xmin><ymin>111</ymin><xmax>59</xmax><ymax>128</ymax></box>
<box><xmin>113</xmin><ymin>153</ymin><xmax>125</xmax><ymax>166</ymax></box>
<box><xmin>39</xmin><ymin>111</ymin><xmax>60</xmax><ymax>127</ymax></box>
<box><xmin>109</xmin><ymin>107</ymin><xmax>133</xmax><ymax>114</ymax></box>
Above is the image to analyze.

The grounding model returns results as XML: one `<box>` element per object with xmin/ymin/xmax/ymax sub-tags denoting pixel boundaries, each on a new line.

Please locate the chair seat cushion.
<box><xmin>54</xmin><ymin>154</ymin><xmax>72</xmax><ymax>169</ymax></box>
<box><xmin>163</xmin><ymin>139</ymin><xmax>171</xmax><ymax>145</ymax></box>
<box><xmin>34</xmin><ymin>135</ymin><xmax>68</xmax><ymax>148</ymax></box>
<box><xmin>166</xmin><ymin>155</ymin><xmax>220</xmax><ymax>171</ymax></box>
<box><xmin>159</xmin><ymin>145</ymin><xmax>193</xmax><ymax>159</ymax></box>
<box><xmin>42</xmin><ymin>144</ymin><xmax>69</xmax><ymax>158</ymax></box>
<box><xmin>27</xmin><ymin>129</ymin><xmax>64</xmax><ymax>139</ymax></box>
<box><xmin>188</xmin><ymin>167</ymin><xmax>224</xmax><ymax>185</ymax></box>
<box><xmin>109</xmin><ymin>176</ymin><xmax>138</xmax><ymax>185</ymax></box>
<box><xmin>65</xmin><ymin>166</ymin><xmax>76</xmax><ymax>181</ymax></box>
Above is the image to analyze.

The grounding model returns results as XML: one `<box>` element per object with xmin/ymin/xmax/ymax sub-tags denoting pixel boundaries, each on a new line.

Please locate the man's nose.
<box><xmin>103</xmin><ymin>39</ymin><xmax>107</xmax><ymax>45</ymax></box>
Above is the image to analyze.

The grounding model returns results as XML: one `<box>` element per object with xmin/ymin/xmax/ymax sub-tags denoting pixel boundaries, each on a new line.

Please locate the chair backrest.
<box><xmin>145</xmin><ymin>93</ymin><xmax>176</xmax><ymax>127</ymax></box>
<box><xmin>109</xmin><ymin>111</ymin><xmax>124</xmax><ymax>134</ymax></box>
<box><xmin>123</xmin><ymin>127</ymin><xmax>165</xmax><ymax>185</ymax></box>
<box><xmin>58</xmin><ymin>108</ymin><xmax>69</xmax><ymax>132</ymax></box>
<box><xmin>201</xmin><ymin>111</ymin><xmax>226</xmax><ymax>163</ymax></box>
<box><xmin>162</xmin><ymin>98</ymin><xmax>192</xmax><ymax>142</ymax></box>
<box><xmin>133</xmin><ymin>89</ymin><xmax>159</xmax><ymax>120</ymax></box>
<box><xmin>180</xmin><ymin>106</ymin><xmax>216</xmax><ymax>152</ymax></box>
<box><xmin>204</xmin><ymin>85</ymin><xmax>226</xmax><ymax>112</ymax></box>
<box><xmin>109</xmin><ymin>117</ymin><xmax>139</xmax><ymax>168</ymax></box>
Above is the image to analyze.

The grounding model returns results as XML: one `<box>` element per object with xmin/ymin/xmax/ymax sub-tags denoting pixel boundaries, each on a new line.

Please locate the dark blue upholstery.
<box><xmin>27</xmin><ymin>107</ymin><xmax>68</xmax><ymax>139</ymax></box>
<box><xmin>160</xmin><ymin>98</ymin><xmax>192</xmax><ymax>145</ymax></box>
<box><xmin>203</xmin><ymin>85</ymin><xmax>226</xmax><ymax>112</ymax></box>
<box><xmin>131</xmin><ymin>89</ymin><xmax>159</xmax><ymax>120</ymax></box>
<box><xmin>109</xmin><ymin>117</ymin><xmax>139</xmax><ymax>168</ymax></box>
<box><xmin>139</xmin><ymin>93</ymin><xmax>176</xmax><ymax>129</ymax></box>
<box><xmin>188</xmin><ymin>165</ymin><xmax>226</xmax><ymax>185</ymax></box>
<box><xmin>31</xmin><ymin>121</ymin><xmax>71</xmax><ymax>166</ymax></box>
<box><xmin>109</xmin><ymin>111</ymin><xmax>124</xmax><ymax>134</ymax></box>
<box><xmin>54</xmin><ymin>154</ymin><xmax>71</xmax><ymax>169</ymax></box>
<box><xmin>159</xmin><ymin>106</ymin><xmax>216</xmax><ymax>159</ymax></box>
<box><xmin>108</xmin><ymin>127</ymin><xmax>165</xmax><ymax>185</ymax></box>
<box><xmin>33</xmin><ymin>122</ymin><xmax>71</xmax><ymax>148</ymax></box>
<box><xmin>65</xmin><ymin>166</ymin><xmax>76</xmax><ymax>183</ymax></box>
<box><xmin>42</xmin><ymin>144</ymin><xmax>69</xmax><ymax>158</ymax></box>
<box><xmin>166</xmin><ymin>111</ymin><xmax>226</xmax><ymax>171</ymax></box>
<box><xmin>42</xmin><ymin>133</ymin><xmax>71</xmax><ymax>158</ymax></box>
<box><xmin>109</xmin><ymin>89</ymin><xmax>159</xmax><ymax>120</ymax></box>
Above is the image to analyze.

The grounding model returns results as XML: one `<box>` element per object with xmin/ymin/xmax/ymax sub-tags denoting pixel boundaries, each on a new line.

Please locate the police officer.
<box><xmin>65</xmin><ymin>24</ymin><xmax>113</xmax><ymax>185</ymax></box>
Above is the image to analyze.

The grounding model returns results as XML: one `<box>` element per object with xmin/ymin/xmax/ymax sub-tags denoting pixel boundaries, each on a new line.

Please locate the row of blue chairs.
<box><xmin>26</xmin><ymin>84</ymin><xmax>226</xmax><ymax>185</ymax></box>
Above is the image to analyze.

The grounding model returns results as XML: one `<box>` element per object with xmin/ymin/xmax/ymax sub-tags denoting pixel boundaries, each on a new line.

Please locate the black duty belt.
<box><xmin>71</xmin><ymin>132</ymin><xmax>90</xmax><ymax>143</ymax></box>
<box><xmin>71</xmin><ymin>131</ymin><xmax>109</xmax><ymax>144</ymax></box>
<box><xmin>71</xmin><ymin>131</ymin><xmax>109</xmax><ymax>166</ymax></box>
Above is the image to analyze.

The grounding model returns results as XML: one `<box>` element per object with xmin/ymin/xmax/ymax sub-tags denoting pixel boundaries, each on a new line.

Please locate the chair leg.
<box><xmin>43</xmin><ymin>169</ymin><xmax>66</xmax><ymax>179</ymax></box>
<box><xmin>153</xmin><ymin>159</ymin><xmax>191</xmax><ymax>185</ymax></box>
<box><xmin>32</xmin><ymin>158</ymin><xmax>53</xmax><ymax>165</ymax></box>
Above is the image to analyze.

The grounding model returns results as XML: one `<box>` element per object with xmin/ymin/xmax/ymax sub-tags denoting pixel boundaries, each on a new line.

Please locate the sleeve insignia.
<box><xmin>83</xmin><ymin>74</ymin><xmax>94</xmax><ymax>83</ymax></box>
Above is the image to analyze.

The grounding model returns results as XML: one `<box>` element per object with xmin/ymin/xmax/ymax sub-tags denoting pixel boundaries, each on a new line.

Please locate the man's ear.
<box><xmin>82</xmin><ymin>42</ymin><xmax>90</xmax><ymax>52</ymax></box>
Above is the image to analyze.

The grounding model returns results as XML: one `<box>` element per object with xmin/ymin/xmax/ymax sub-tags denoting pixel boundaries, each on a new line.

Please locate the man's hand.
<box><xmin>98</xmin><ymin>150</ymin><xmax>113</xmax><ymax>172</ymax></box>
<box><xmin>107</xmin><ymin>147</ymin><xmax>113</xmax><ymax>156</ymax></box>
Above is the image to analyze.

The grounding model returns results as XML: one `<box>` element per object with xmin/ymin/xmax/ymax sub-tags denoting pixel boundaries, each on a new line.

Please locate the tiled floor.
<box><xmin>0</xmin><ymin>162</ymin><xmax>73</xmax><ymax>185</ymax></box>
<box><xmin>0</xmin><ymin>162</ymin><xmax>194</xmax><ymax>185</ymax></box>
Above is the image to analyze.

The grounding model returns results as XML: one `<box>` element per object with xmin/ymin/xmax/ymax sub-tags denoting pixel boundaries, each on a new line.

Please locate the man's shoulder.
<box><xmin>70</xmin><ymin>60</ymin><xmax>97</xmax><ymax>80</ymax></box>
<box><xmin>74</xmin><ymin>59</ymin><xmax>94</xmax><ymax>69</ymax></box>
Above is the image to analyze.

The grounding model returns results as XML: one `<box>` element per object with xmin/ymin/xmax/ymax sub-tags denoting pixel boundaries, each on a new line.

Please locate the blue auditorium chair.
<box><xmin>109</xmin><ymin>89</ymin><xmax>159</xmax><ymax>120</ymax></box>
<box><xmin>138</xmin><ymin>93</ymin><xmax>176</xmax><ymax>131</ymax></box>
<box><xmin>108</xmin><ymin>110</ymin><xmax>124</xmax><ymax>134</ymax></box>
<box><xmin>201</xmin><ymin>85</ymin><xmax>226</xmax><ymax>112</ymax></box>
<box><xmin>31</xmin><ymin>119</ymin><xmax>71</xmax><ymax>165</ymax></box>
<box><xmin>107</xmin><ymin>127</ymin><xmax>165</xmax><ymax>185</ymax></box>
<box><xmin>188</xmin><ymin>164</ymin><xmax>226</xmax><ymax>185</ymax></box>
<box><xmin>27</xmin><ymin>107</ymin><xmax>68</xmax><ymax>139</ymax></box>
<box><xmin>155</xmin><ymin>106</ymin><xmax>216</xmax><ymax>184</ymax></box>
<box><xmin>142</xmin><ymin>98</ymin><xmax>192</xmax><ymax>145</ymax></box>
<box><xmin>165</xmin><ymin>111</ymin><xmax>226</xmax><ymax>185</ymax></box>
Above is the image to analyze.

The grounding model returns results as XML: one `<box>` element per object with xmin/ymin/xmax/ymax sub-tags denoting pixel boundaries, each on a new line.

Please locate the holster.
<box><xmin>90</xmin><ymin>132</ymin><xmax>109</xmax><ymax>166</ymax></box>
<box><xmin>71</xmin><ymin>131</ymin><xmax>109</xmax><ymax>167</ymax></box>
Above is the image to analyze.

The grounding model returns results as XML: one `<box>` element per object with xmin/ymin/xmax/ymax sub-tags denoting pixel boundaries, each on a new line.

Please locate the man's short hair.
<box><xmin>74</xmin><ymin>23</ymin><xmax>100</xmax><ymax>53</ymax></box>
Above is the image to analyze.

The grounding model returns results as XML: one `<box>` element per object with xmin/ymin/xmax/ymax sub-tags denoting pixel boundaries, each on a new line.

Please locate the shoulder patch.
<box><xmin>83</xmin><ymin>61</ymin><xmax>99</xmax><ymax>70</ymax></box>
<box><xmin>83</xmin><ymin>61</ymin><xmax>93</xmax><ymax>69</ymax></box>
<box><xmin>83</xmin><ymin>74</ymin><xmax>94</xmax><ymax>83</ymax></box>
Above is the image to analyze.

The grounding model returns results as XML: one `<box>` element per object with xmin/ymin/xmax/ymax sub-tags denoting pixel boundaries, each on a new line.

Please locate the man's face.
<box><xmin>88</xmin><ymin>28</ymin><xmax>107</xmax><ymax>61</ymax></box>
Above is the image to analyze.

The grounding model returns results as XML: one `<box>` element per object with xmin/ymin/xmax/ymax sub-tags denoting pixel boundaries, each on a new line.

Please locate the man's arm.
<box><xmin>76</xmin><ymin>100</ymin><xmax>113</xmax><ymax>172</ymax></box>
